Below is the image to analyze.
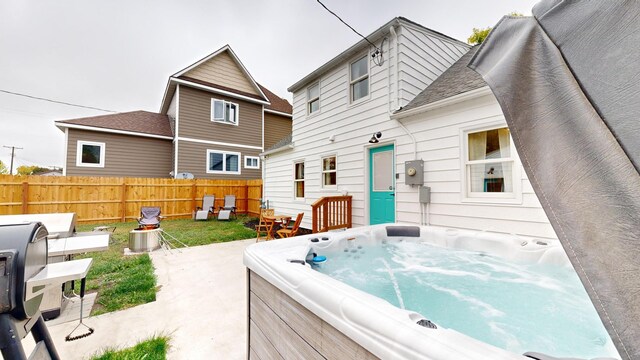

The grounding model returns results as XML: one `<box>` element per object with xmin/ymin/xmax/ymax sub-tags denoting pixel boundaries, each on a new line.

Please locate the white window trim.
<box><xmin>321</xmin><ymin>154</ymin><xmax>337</xmax><ymax>189</ymax></box>
<box><xmin>349</xmin><ymin>54</ymin><xmax>370</xmax><ymax>104</ymax></box>
<box><xmin>294</xmin><ymin>161</ymin><xmax>305</xmax><ymax>199</ymax></box>
<box><xmin>460</xmin><ymin>122</ymin><xmax>522</xmax><ymax>204</ymax></box>
<box><xmin>210</xmin><ymin>98</ymin><xmax>239</xmax><ymax>126</ymax></box>
<box><xmin>76</xmin><ymin>140</ymin><xmax>105</xmax><ymax>168</ymax></box>
<box><xmin>206</xmin><ymin>149</ymin><xmax>241</xmax><ymax>175</ymax></box>
<box><xmin>307</xmin><ymin>82</ymin><xmax>320</xmax><ymax>116</ymax></box>
<box><xmin>244</xmin><ymin>156</ymin><xmax>260</xmax><ymax>169</ymax></box>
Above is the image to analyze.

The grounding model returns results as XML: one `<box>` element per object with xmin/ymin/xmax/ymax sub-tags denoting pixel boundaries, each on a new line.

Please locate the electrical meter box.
<box><xmin>419</xmin><ymin>186</ymin><xmax>431</xmax><ymax>204</ymax></box>
<box><xmin>404</xmin><ymin>160</ymin><xmax>424</xmax><ymax>185</ymax></box>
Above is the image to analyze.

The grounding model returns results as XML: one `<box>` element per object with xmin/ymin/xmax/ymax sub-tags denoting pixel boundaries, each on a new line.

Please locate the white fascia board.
<box><xmin>260</xmin><ymin>143</ymin><xmax>294</xmax><ymax>157</ymax></box>
<box><xmin>171</xmin><ymin>78</ymin><xmax>270</xmax><ymax>106</ymax></box>
<box><xmin>159</xmin><ymin>79</ymin><xmax>174</xmax><ymax>113</ymax></box>
<box><xmin>264</xmin><ymin>108</ymin><xmax>293</xmax><ymax>118</ymax></box>
<box><xmin>55</xmin><ymin>123</ymin><xmax>174</xmax><ymax>140</ymax></box>
<box><xmin>63</xmin><ymin>128</ymin><xmax>68</xmax><ymax>176</ymax></box>
<box><xmin>173</xmin><ymin>45</ymin><xmax>231</xmax><ymax>77</ymax></box>
<box><xmin>172</xmin><ymin>45</ymin><xmax>269</xmax><ymax>102</ymax></box>
<box><xmin>392</xmin><ymin>86</ymin><xmax>493</xmax><ymax>121</ymax></box>
<box><xmin>177</xmin><ymin>136</ymin><xmax>263</xmax><ymax>151</ymax></box>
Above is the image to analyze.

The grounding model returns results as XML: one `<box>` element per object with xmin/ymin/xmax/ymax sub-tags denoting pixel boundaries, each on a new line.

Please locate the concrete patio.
<box><xmin>25</xmin><ymin>239</ymin><xmax>254</xmax><ymax>359</ymax></box>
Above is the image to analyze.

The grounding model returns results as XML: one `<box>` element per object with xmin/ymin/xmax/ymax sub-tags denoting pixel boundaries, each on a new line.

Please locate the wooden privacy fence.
<box><xmin>0</xmin><ymin>175</ymin><xmax>262</xmax><ymax>224</ymax></box>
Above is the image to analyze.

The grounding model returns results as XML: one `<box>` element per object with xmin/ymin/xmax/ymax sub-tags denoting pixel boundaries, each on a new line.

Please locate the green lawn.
<box><xmin>76</xmin><ymin>216</ymin><xmax>256</xmax><ymax>315</ymax></box>
<box><xmin>91</xmin><ymin>335</ymin><xmax>169</xmax><ymax>360</ymax></box>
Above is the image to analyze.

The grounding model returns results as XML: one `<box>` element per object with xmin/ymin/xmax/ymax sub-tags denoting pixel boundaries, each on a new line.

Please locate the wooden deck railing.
<box><xmin>311</xmin><ymin>195</ymin><xmax>352</xmax><ymax>233</ymax></box>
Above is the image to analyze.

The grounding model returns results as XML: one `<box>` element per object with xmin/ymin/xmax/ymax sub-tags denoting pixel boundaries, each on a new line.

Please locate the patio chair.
<box><xmin>137</xmin><ymin>206</ymin><xmax>163</xmax><ymax>229</ymax></box>
<box><xmin>218</xmin><ymin>195</ymin><xmax>237</xmax><ymax>219</ymax></box>
<box><xmin>276</xmin><ymin>212</ymin><xmax>304</xmax><ymax>238</ymax></box>
<box><xmin>194</xmin><ymin>194</ymin><xmax>215</xmax><ymax>221</ymax></box>
<box><xmin>256</xmin><ymin>208</ymin><xmax>275</xmax><ymax>241</ymax></box>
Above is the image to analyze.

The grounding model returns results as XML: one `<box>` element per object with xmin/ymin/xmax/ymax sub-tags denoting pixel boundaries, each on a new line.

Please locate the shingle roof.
<box><xmin>56</xmin><ymin>110</ymin><xmax>173</xmax><ymax>137</ymax></box>
<box><xmin>258</xmin><ymin>84</ymin><xmax>292</xmax><ymax>115</ymax></box>
<box><xmin>397</xmin><ymin>46</ymin><xmax>486</xmax><ymax>113</ymax></box>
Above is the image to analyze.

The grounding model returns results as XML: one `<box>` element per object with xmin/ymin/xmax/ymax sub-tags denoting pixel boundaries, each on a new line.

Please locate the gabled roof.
<box><xmin>288</xmin><ymin>16</ymin><xmax>469</xmax><ymax>93</ymax></box>
<box><xmin>259</xmin><ymin>84</ymin><xmax>292</xmax><ymax>115</ymax></box>
<box><xmin>55</xmin><ymin>110</ymin><xmax>173</xmax><ymax>138</ymax></box>
<box><xmin>160</xmin><ymin>45</ymin><xmax>269</xmax><ymax>113</ymax></box>
<box><xmin>396</xmin><ymin>46</ymin><xmax>486</xmax><ymax>113</ymax></box>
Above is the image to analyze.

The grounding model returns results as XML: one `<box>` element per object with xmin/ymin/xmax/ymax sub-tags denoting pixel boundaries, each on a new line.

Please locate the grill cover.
<box><xmin>468</xmin><ymin>1</ymin><xmax>640</xmax><ymax>358</ymax></box>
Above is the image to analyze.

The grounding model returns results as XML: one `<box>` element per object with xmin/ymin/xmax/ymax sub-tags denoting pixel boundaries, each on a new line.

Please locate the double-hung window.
<box><xmin>294</xmin><ymin>162</ymin><xmax>305</xmax><ymax>198</ymax></box>
<box><xmin>350</xmin><ymin>55</ymin><xmax>369</xmax><ymax>102</ymax></box>
<box><xmin>207</xmin><ymin>150</ymin><xmax>241</xmax><ymax>174</ymax></box>
<box><xmin>322</xmin><ymin>156</ymin><xmax>336</xmax><ymax>188</ymax></box>
<box><xmin>307</xmin><ymin>83</ymin><xmax>320</xmax><ymax>114</ymax></box>
<box><xmin>463</xmin><ymin>126</ymin><xmax>518</xmax><ymax>201</ymax></box>
<box><xmin>211</xmin><ymin>99</ymin><xmax>239</xmax><ymax>125</ymax></box>
<box><xmin>76</xmin><ymin>141</ymin><xmax>105</xmax><ymax>168</ymax></box>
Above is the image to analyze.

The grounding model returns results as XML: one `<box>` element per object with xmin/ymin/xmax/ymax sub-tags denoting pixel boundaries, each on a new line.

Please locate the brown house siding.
<box><xmin>264</xmin><ymin>112</ymin><xmax>292</xmax><ymax>150</ymax></box>
<box><xmin>176</xmin><ymin>140</ymin><xmax>261</xmax><ymax>180</ymax></box>
<box><xmin>178</xmin><ymin>85</ymin><xmax>262</xmax><ymax>148</ymax></box>
<box><xmin>66</xmin><ymin>129</ymin><xmax>172</xmax><ymax>177</ymax></box>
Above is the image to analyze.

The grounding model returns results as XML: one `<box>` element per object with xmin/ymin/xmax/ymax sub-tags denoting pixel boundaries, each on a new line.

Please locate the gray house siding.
<box><xmin>176</xmin><ymin>140</ymin><xmax>261</xmax><ymax>180</ymax></box>
<box><xmin>66</xmin><ymin>129</ymin><xmax>172</xmax><ymax>178</ymax></box>
<box><xmin>264</xmin><ymin>112</ymin><xmax>292</xmax><ymax>150</ymax></box>
<box><xmin>177</xmin><ymin>85</ymin><xmax>263</xmax><ymax>148</ymax></box>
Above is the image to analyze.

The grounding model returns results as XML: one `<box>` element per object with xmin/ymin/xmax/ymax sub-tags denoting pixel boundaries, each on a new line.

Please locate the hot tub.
<box><xmin>244</xmin><ymin>225</ymin><xmax>619</xmax><ymax>360</ymax></box>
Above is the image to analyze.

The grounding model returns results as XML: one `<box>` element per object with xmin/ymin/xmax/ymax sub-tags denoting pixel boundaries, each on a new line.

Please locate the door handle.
<box><xmin>390</xmin><ymin>193</ymin><xmax>395</xmax><ymax>196</ymax></box>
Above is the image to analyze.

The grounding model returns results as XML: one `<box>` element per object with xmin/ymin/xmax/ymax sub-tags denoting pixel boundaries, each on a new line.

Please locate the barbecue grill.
<box><xmin>0</xmin><ymin>221</ymin><xmax>95</xmax><ymax>359</ymax></box>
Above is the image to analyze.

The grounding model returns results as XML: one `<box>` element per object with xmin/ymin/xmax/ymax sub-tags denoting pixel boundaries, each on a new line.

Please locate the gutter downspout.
<box><xmin>389</xmin><ymin>23</ymin><xmax>423</xmax><ymax>225</ymax></box>
<box><xmin>388</xmin><ymin>24</ymin><xmax>417</xmax><ymax>161</ymax></box>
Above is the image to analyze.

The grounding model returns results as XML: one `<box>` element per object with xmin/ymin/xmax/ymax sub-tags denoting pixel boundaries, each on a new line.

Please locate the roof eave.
<box><xmin>261</xmin><ymin>143</ymin><xmax>295</xmax><ymax>157</ymax></box>
<box><xmin>172</xmin><ymin>78</ymin><xmax>271</xmax><ymax>106</ymax></box>
<box><xmin>392</xmin><ymin>86</ymin><xmax>492</xmax><ymax>120</ymax></box>
<box><xmin>55</xmin><ymin>122</ymin><xmax>174</xmax><ymax>140</ymax></box>
<box><xmin>288</xmin><ymin>17</ymin><xmax>401</xmax><ymax>93</ymax></box>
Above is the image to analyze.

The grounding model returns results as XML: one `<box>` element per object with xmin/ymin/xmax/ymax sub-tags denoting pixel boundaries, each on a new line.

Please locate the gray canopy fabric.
<box><xmin>468</xmin><ymin>1</ymin><xmax>640</xmax><ymax>358</ymax></box>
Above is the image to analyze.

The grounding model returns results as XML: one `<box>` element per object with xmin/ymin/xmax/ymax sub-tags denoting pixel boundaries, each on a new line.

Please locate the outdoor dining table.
<box><xmin>263</xmin><ymin>214</ymin><xmax>291</xmax><ymax>240</ymax></box>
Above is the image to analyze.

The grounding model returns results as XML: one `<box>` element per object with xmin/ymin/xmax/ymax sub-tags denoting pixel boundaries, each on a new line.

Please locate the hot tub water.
<box><xmin>314</xmin><ymin>240</ymin><xmax>618</xmax><ymax>358</ymax></box>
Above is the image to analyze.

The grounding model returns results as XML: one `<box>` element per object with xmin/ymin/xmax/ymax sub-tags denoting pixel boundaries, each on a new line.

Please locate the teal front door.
<box><xmin>369</xmin><ymin>144</ymin><xmax>395</xmax><ymax>224</ymax></box>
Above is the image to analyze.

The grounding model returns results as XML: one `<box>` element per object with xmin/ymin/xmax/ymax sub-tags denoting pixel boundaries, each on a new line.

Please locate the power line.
<box><xmin>0</xmin><ymin>89</ymin><xmax>117</xmax><ymax>113</ymax></box>
<box><xmin>315</xmin><ymin>0</ymin><xmax>381</xmax><ymax>53</ymax></box>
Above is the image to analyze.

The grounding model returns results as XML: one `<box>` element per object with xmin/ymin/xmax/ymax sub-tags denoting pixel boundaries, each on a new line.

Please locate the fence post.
<box><xmin>191</xmin><ymin>181</ymin><xmax>197</xmax><ymax>215</ymax></box>
<box><xmin>244</xmin><ymin>184</ymin><xmax>249</xmax><ymax>215</ymax></box>
<box><xmin>120</xmin><ymin>182</ymin><xmax>127</xmax><ymax>222</ymax></box>
<box><xmin>21</xmin><ymin>182</ymin><xmax>28</xmax><ymax>214</ymax></box>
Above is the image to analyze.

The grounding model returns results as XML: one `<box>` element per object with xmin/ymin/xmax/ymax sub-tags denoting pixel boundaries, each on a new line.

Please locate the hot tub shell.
<box><xmin>244</xmin><ymin>224</ymin><xmax>594</xmax><ymax>360</ymax></box>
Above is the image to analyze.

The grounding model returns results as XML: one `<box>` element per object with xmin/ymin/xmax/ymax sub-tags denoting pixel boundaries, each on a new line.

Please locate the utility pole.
<box><xmin>3</xmin><ymin>145</ymin><xmax>23</xmax><ymax>174</ymax></box>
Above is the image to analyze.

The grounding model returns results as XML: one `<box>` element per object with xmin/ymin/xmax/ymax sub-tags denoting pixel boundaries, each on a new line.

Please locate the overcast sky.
<box><xmin>0</xmin><ymin>0</ymin><xmax>539</xmax><ymax>172</ymax></box>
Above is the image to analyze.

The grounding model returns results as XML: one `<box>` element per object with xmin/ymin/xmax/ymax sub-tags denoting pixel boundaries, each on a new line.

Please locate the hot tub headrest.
<box><xmin>386</xmin><ymin>226</ymin><xmax>420</xmax><ymax>237</ymax></box>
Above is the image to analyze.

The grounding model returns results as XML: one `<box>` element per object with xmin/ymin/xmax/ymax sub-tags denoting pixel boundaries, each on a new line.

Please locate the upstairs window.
<box><xmin>307</xmin><ymin>83</ymin><xmax>320</xmax><ymax>114</ymax></box>
<box><xmin>207</xmin><ymin>150</ymin><xmax>240</xmax><ymax>174</ymax></box>
<box><xmin>464</xmin><ymin>126</ymin><xmax>519</xmax><ymax>201</ymax></box>
<box><xmin>350</xmin><ymin>55</ymin><xmax>369</xmax><ymax>102</ymax></box>
<box><xmin>76</xmin><ymin>141</ymin><xmax>105</xmax><ymax>168</ymax></box>
<box><xmin>294</xmin><ymin>162</ymin><xmax>305</xmax><ymax>198</ymax></box>
<box><xmin>322</xmin><ymin>155</ymin><xmax>337</xmax><ymax>188</ymax></box>
<box><xmin>211</xmin><ymin>99</ymin><xmax>239</xmax><ymax>125</ymax></box>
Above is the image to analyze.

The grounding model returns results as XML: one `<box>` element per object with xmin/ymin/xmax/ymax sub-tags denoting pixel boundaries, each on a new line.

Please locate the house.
<box><xmin>261</xmin><ymin>18</ymin><xmax>557</xmax><ymax>240</ymax></box>
<box><xmin>56</xmin><ymin>45</ymin><xmax>292</xmax><ymax>179</ymax></box>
